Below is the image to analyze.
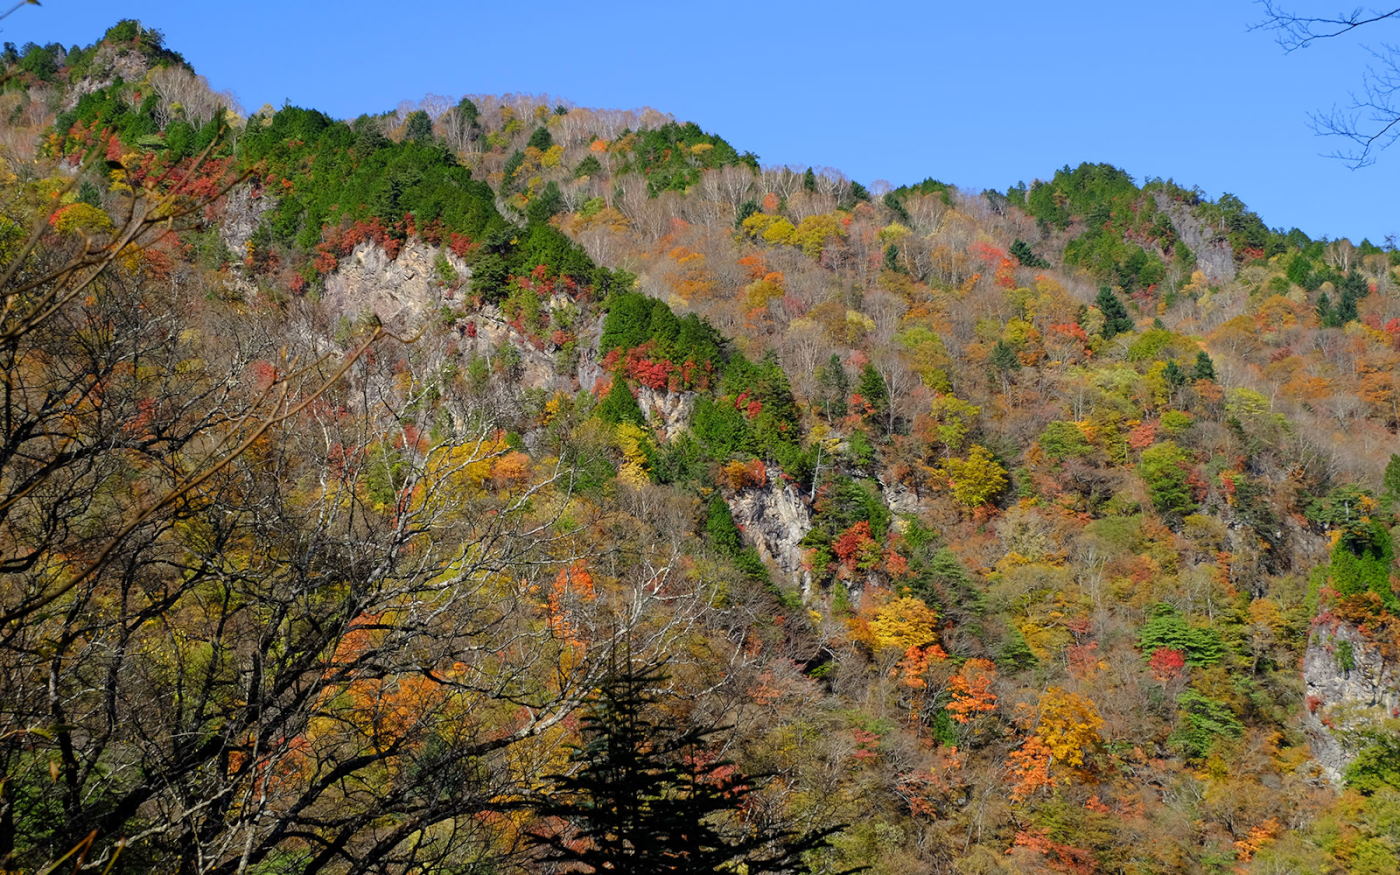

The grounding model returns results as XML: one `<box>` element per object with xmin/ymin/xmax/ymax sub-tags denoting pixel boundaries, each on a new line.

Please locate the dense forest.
<box><xmin>1</xmin><ymin>19</ymin><xmax>1399</xmax><ymax>874</ymax></box>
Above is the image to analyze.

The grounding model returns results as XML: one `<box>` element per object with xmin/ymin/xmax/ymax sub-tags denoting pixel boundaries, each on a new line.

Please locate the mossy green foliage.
<box><xmin>238</xmin><ymin>106</ymin><xmax>505</xmax><ymax>250</ymax></box>
<box><xmin>1327</xmin><ymin>521</ymin><xmax>1397</xmax><ymax>611</ymax></box>
<box><xmin>1038</xmin><ymin>421</ymin><xmax>1091</xmax><ymax>460</ymax></box>
<box><xmin>597</xmin><ymin>376</ymin><xmax>645</xmax><ymax>427</ymax></box>
<box><xmin>1170</xmin><ymin>689</ymin><xmax>1243</xmax><ymax>760</ymax></box>
<box><xmin>616</xmin><ymin>122</ymin><xmax>757</xmax><ymax>195</ymax></box>
<box><xmin>1336</xmin><ymin>639</ymin><xmax>1357</xmax><ymax>672</ymax></box>
<box><xmin>1137</xmin><ymin>603</ymin><xmax>1224</xmax><ymax>665</ymax></box>
<box><xmin>1138</xmin><ymin>441</ymin><xmax>1196</xmax><ymax>520</ymax></box>
<box><xmin>1069</xmin><ymin>233</ymin><xmax>1166</xmax><ymax>295</ymax></box>
<box><xmin>719</xmin><ymin>351</ymin><xmax>805</xmax><ymax>472</ymax></box>
<box><xmin>690</xmin><ymin>397</ymin><xmax>752</xmax><ymax>459</ymax></box>
<box><xmin>901</xmin><ymin>540</ymin><xmax>985</xmax><ymax>625</ymax></box>
<box><xmin>1345</xmin><ymin>731</ymin><xmax>1400</xmax><ymax>793</ymax></box>
<box><xmin>53</xmin><ymin>80</ymin><xmax>229</xmax><ymax>163</ymax></box>
<box><xmin>1189</xmin><ymin>190</ymin><xmax>1283</xmax><ymax>260</ymax></box>
<box><xmin>704</xmin><ymin>495</ymin><xmax>771</xmax><ymax>587</ymax></box>
<box><xmin>1018</xmin><ymin>164</ymin><xmax>1170</xmax><ymax>293</ymax></box>
<box><xmin>801</xmin><ymin>475</ymin><xmax>891</xmax><ymax>577</ymax></box>
<box><xmin>600</xmin><ymin>290</ymin><xmax>722</xmax><ymax>367</ymax></box>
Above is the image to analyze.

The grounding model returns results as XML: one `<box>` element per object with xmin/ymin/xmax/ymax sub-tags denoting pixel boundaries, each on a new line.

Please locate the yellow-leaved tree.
<box><xmin>939</xmin><ymin>444</ymin><xmax>1008</xmax><ymax>507</ymax></box>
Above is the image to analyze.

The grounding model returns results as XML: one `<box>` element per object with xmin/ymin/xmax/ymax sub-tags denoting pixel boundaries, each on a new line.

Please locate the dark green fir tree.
<box><xmin>1095</xmin><ymin>286</ymin><xmax>1134</xmax><ymax>338</ymax></box>
<box><xmin>528</xmin><ymin>654</ymin><xmax>857</xmax><ymax>873</ymax></box>
<box><xmin>1191</xmin><ymin>350</ymin><xmax>1216</xmax><ymax>382</ymax></box>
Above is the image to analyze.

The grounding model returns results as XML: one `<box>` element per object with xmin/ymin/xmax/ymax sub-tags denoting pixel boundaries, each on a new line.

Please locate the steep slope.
<box><xmin>2</xmin><ymin>19</ymin><xmax>1399</xmax><ymax>874</ymax></box>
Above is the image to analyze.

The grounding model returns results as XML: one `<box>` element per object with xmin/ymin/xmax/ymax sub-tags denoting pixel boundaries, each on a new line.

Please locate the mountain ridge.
<box><xmin>1</xmin><ymin>18</ymin><xmax>1399</xmax><ymax>874</ymax></box>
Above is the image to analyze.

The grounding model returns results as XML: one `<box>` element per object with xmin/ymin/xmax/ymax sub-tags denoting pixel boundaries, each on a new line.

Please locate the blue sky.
<box><xmin>5</xmin><ymin>1</ymin><xmax>1395</xmax><ymax>243</ymax></box>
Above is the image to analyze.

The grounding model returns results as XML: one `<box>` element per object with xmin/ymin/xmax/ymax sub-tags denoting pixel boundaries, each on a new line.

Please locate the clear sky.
<box><xmin>4</xmin><ymin>1</ymin><xmax>1396</xmax><ymax>243</ymax></box>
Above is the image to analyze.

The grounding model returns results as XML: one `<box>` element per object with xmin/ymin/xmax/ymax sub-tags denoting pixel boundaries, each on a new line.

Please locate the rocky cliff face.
<box><xmin>322</xmin><ymin>239</ymin><xmax>467</xmax><ymax>331</ymax></box>
<box><xmin>1302</xmin><ymin>618</ymin><xmax>1400</xmax><ymax>782</ymax></box>
<box><xmin>218</xmin><ymin>184</ymin><xmax>272</xmax><ymax>258</ymax></box>
<box><xmin>636</xmin><ymin>387</ymin><xmax>696</xmax><ymax>442</ymax></box>
<box><xmin>66</xmin><ymin>47</ymin><xmax>154</xmax><ymax>108</ymax></box>
<box><xmin>458</xmin><ymin>301</ymin><xmax>577</xmax><ymax>393</ymax></box>
<box><xmin>727</xmin><ymin>471</ymin><xmax>813</xmax><ymax>597</ymax></box>
<box><xmin>1153</xmin><ymin>192</ymin><xmax>1237</xmax><ymax>285</ymax></box>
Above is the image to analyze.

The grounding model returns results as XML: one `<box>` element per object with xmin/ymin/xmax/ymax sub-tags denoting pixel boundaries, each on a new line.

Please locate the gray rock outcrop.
<box><xmin>727</xmin><ymin>470</ymin><xmax>813</xmax><ymax>597</ymax></box>
<box><xmin>322</xmin><ymin>239</ymin><xmax>468</xmax><ymax>331</ymax></box>
<box><xmin>637</xmin><ymin>387</ymin><xmax>695</xmax><ymax>442</ymax></box>
<box><xmin>218</xmin><ymin>184</ymin><xmax>272</xmax><ymax>258</ymax></box>
<box><xmin>1153</xmin><ymin>191</ymin><xmax>1237</xmax><ymax>285</ymax></box>
<box><xmin>1302</xmin><ymin>619</ymin><xmax>1400</xmax><ymax>783</ymax></box>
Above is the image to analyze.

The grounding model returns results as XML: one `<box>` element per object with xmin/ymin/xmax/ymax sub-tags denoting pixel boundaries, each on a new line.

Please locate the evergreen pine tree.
<box><xmin>526</xmin><ymin>180</ymin><xmax>564</xmax><ymax>223</ymax></box>
<box><xmin>1163</xmin><ymin>359</ymin><xmax>1187</xmax><ymax>388</ymax></box>
<box><xmin>403</xmin><ymin>110</ymin><xmax>434</xmax><ymax>145</ymax></box>
<box><xmin>1095</xmin><ymin>286</ymin><xmax>1133</xmax><ymax>338</ymax></box>
<box><xmin>1316</xmin><ymin>291</ymin><xmax>1336</xmax><ymax>326</ymax></box>
<box><xmin>989</xmin><ymin>340</ymin><xmax>1021</xmax><ymax>373</ymax></box>
<box><xmin>527</xmin><ymin>125</ymin><xmax>554</xmax><ymax>151</ymax></box>
<box><xmin>1192</xmin><ymin>350</ymin><xmax>1216</xmax><ymax>382</ymax></box>
<box><xmin>855</xmin><ymin>362</ymin><xmax>889</xmax><ymax>426</ymax></box>
<box><xmin>883</xmin><ymin>243</ymin><xmax>902</xmax><ymax>273</ymax></box>
<box><xmin>1337</xmin><ymin>270</ymin><xmax>1369</xmax><ymax>324</ymax></box>
<box><xmin>598</xmin><ymin>377</ymin><xmax>645</xmax><ymax>426</ymax></box>
<box><xmin>1382</xmin><ymin>453</ymin><xmax>1400</xmax><ymax>509</ymax></box>
<box><xmin>735</xmin><ymin>199</ymin><xmax>759</xmax><ymax>227</ymax></box>
<box><xmin>1009</xmin><ymin>238</ymin><xmax>1049</xmax><ymax>269</ymax></box>
<box><xmin>529</xmin><ymin>655</ymin><xmax>854</xmax><ymax>873</ymax></box>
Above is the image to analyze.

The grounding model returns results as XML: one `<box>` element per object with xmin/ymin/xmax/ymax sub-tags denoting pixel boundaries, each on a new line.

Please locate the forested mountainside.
<box><xmin>2</xmin><ymin>21</ymin><xmax>1400</xmax><ymax>874</ymax></box>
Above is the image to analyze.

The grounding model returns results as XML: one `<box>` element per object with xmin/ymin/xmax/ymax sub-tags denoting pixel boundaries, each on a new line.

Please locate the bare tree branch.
<box><xmin>1257</xmin><ymin>2</ymin><xmax>1400</xmax><ymax>165</ymax></box>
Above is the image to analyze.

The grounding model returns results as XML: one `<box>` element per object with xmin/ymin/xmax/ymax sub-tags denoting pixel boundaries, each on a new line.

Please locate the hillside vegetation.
<box><xmin>1</xmin><ymin>21</ymin><xmax>1399</xmax><ymax>874</ymax></box>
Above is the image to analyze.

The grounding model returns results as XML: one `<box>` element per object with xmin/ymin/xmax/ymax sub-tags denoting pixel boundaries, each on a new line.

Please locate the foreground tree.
<box><xmin>1258</xmin><ymin>2</ymin><xmax>1400</xmax><ymax>166</ymax></box>
<box><xmin>0</xmin><ymin>137</ymin><xmax>674</xmax><ymax>873</ymax></box>
<box><xmin>529</xmin><ymin>655</ymin><xmax>856</xmax><ymax>874</ymax></box>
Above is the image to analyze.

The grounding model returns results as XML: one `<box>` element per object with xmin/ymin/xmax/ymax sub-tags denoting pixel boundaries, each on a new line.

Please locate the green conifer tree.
<box><xmin>527</xmin><ymin>125</ymin><xmax>554</xmax><ymax>151</ymax></box>
<box><xmin>403</xmin><ymin>110</ymin><xmax>433</xmax><ymax>144</ymax></box>
<box><xmin>1382</xmin><ymin>453</ymin><xmax>1400</xmax><ymax>508</ymax></box>
<box><xmin>1009</xmin><ymin>238</ymin><xmax>1049</xmax><ymax>269</ymax></box>
<box><xmin>598</xmin><ymin>377</ymin><xmax>645</xmax><ymax>426</ymax></box>
<box><xmin>529</xmin><ymin>655</ymin><xmax>853</xmax><ymax>873</ymax></box>
<box><xmin>1095</xmin><ymin>286</ymin><xmax>1133</xmax><ymax>338</ymax></box>
<box><xmin>855</xmin><ymin>362</ymin><xmax>889</xmax><ymax>425</ymax></box>
<box><xmin>1191</xmin><ymin>350</ymin><xmax>1216</xmax><ymax>382</ymax></box>
<box><xmin>1164</xmin><ymin>359</ymin><xmax>1187</xmax><ymax>388</ymax></box>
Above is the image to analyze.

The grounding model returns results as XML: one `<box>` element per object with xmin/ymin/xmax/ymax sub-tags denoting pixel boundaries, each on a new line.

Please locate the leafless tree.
<box><xmin>0</xmin><ymin>141</ymin><xmax>684</xmax><ymax>874</ymax></box>
<box><xmin>149</xmin><ymin>65</ymin><xmax>240</xmax><ymax>128</ymax></box>
<box><xmin>1258</xmin><ymin>2</ymin><xmax>1400</xmax><ymax>166</ymax></box>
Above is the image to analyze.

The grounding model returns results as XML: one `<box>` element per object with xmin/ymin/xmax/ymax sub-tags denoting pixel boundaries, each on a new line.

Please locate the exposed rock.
<box><xmin>321</xmin><ymin>239</ymin><xmax>467</xmax><ymax>332</ymax></box>
<box><xmin>574</xmin><ymin>316</ymin><xmax>605</xmax><ymax>392</ymax></box>
<box><xmin>636</xmin><ymin>386</ymin><xmax>695</xmax><ymax>442</ymax></box>
<box><xmin>1302</xmin><ymin>618</ymin><xmax>1400</xmax><ymax>783</ymax></box>
<box><xmin>457</xmin><ymin>304</ymin><xmax>564</xmax><ymax>393</ymax></box>
<box><xmin>879</xmin><ymin>477</ymin><xmax>923</xmax><ymax>528</ymax></box>
<box><xmin>1152</xmin><ymin>192</ymin><xmax>1237</xmax><ymax>285</ymax></box>
<box><xmin>727</xmin><ymin>470</ymin><xmax>813</xmax><ymax>597</ymax></box>
<box><xmin>66</xmin><ymin>48</ymin><xmax>154</xmax><ymax>108</ymax></box>
<box><xmin>218</xmin><ymin>184</ymin><xmax>272</xmax><ymax>258</ymax></box>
